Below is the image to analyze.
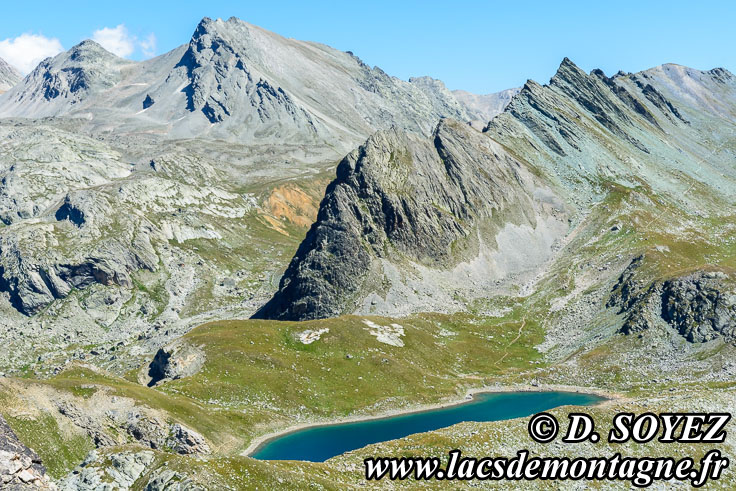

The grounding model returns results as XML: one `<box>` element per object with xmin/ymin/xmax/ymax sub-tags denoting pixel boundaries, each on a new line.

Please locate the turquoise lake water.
<box><xmin>251</xmin><ymin>391</ymin><xmax>603</xmax><ymax>461</ymax></box>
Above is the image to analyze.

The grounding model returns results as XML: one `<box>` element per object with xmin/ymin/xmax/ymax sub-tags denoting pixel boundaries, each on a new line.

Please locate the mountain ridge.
<box><xmin>258</xmin><ymin>57</ymin><xmax>736</xmax><ymax>321</ymax></box>
<box><xmin>0</xmin><ymin>17</ymin><xmax>496</xmax><ymax>157</ymax></box>
<box><xmin>0</xmin><ymin>40</ymin><xmax>132</xmax><ymax>117</ymax></box>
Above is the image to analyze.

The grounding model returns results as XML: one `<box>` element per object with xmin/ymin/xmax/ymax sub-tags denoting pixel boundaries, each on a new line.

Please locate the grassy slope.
<box><xmin>0</xmin><ymin>307</ymin><xmax>541</xmax><ymax>472</ymax></box>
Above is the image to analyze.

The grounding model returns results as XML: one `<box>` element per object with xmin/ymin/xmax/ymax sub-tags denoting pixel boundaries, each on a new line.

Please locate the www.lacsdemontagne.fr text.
<box><xmin>363</xmin><ymin>412</ymin><xmax>731</xmax><ymax>487</ymax></box>
<box><xmin>364</xmin><ymin>449</ymin><xmax>728</xmax><ymax>487</ymax></box>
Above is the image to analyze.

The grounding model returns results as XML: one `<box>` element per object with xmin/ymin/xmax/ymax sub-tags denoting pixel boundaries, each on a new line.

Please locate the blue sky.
<box><xmin>0</xmin><ymin>0</ymin><xmax>734</xmax><ymax>93</ymax></box>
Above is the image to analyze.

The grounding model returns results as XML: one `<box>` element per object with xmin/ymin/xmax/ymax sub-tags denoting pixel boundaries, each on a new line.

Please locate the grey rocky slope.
<box><xmin>259</xmin><ymin>58</ymin><xmax>736</xmax><ymax>321</ymax></box>
<box><xmin>453</xmin><ymin>87</ymin><xmax>520</xmax><ymax>128</ymax></box>
<box><xmin>0</xmin><ymin>57</ymin><xmax>21</xmax><ymax>94</ymax></box>
<box><xmin>0</xmin><ymin>17</ymin><xmax>493</xmax><ymax>157</ymax></box>
<box><xmin>0</xmin><ymin>119</ymin><xmax>279</xmax><ymax>373</ymax></box>
<box><xmin>256</xmin><ymin>118</ymin><xmax>569</xmax><ymax>320</ymax></box>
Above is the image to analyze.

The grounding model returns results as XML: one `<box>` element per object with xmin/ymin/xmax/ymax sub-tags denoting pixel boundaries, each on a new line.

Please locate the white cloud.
<box><xmin>92</xmin><ymin>24</ymin><xmax>135</xmax><ymax>58</ymax></box>
<box><xmin>0</xmin><ymin>33</ymin><xmax>64</xmax><ymax>74</ymax></box>
<box><xmin>139</xmin><ymin>33</ymin><xmax>157</xmax><ymax>58</ymax></box>
<box><xmin>92</xmin><ymin>25</ymin><xmax>157</xmax><ymax>59</ymax></box>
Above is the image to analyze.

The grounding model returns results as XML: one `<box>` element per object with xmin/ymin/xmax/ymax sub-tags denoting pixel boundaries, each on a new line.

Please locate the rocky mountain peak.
<box><xmin>0</xmin><ymin>16</ymin><xmax>491</xmax><ymax>150</ymax></box>
<box><xmin>550</xmin><ymin>57</ymin><xmax>607</xmax><ymax>94</ymax></box>
<box><xmin>0</xmin><ymin>38</ymin><xmax>130</xmax><ymax>117</ymax></box>
<box><xmin>551</xmin><ymin>57</ymin><xmax>587</xmax><ymax>83</ymax></box>
<box><xmin>707</xmin><ymin>67</ymin><xmax>734</xmax><ymax>83</ymax></box>
<box><xmin>143</xmin><ymin>15</ymin><xmax>477</xmax><ymax>148</ymax></box>
<box><xmin>67</xmin><ymin>39</ymin><xmax>116</xmax><ymax>62</ymax></box>
<box><xmin>187</xmin><ymin>16</ymin><xmax>264</xmax><ymax>61</ymax></box>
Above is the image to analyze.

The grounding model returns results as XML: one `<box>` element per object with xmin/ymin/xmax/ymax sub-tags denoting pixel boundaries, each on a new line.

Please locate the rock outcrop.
<box><xmin>166</xmin><ymin>424</ymin><xmax>209</xmax><ymax>455</ymax></box>
<box><xmin>144</xmin><ymin>469</ymin><xmax>204</xmax><ymax>490</ymax></box>
<box><xmin>55</xmin><ymin>395</ymin><xmax>211</xmax><ymax>455</ymax></box>
<box><xmin>255</xmin><ymin>118</ymin><xmax>568</xmax><ymax>320</ymax></box>
<box><xmin>0</xmin><ymin>234</ymin><xmax>158</xmax><ymax>316</ymax></box>
<box><xmin>0</xmin><ymin>415</ymin><xmax>55</xmax><ymax>489</ymax></box>
<box><xmin>661</xmin><ymin>273</ymin><xmax>736</xmax><ymax>342</ymax></box>
<box><xmin>125</xmin><ymin>417</ymin><xmax>210</xmax><ymax>455</ymax></box>
<box><xmin>59</xmin><ymin>450</ymin><xmax>154</xmax><ymax>490</ymax></box>
<box><xmin>147</xmin><ymin>340</ymin><xmax>205</xmax><ymax>386</ymax></box>
<box><xmin>59</xmin><ymin>449</ymin><xmax>206</xmax><ymax>491</ymax></box>
<box><xmin>608</xmin><ymin>257</ymin><xmax>736</xmax><ymax>342</ymax></box>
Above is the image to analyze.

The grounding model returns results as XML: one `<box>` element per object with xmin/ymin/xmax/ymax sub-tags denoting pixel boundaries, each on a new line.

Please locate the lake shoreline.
<box><xmin>242</xmin><ymin>383</ymin><xmax>623</xmax><ymax>458</ymax></box>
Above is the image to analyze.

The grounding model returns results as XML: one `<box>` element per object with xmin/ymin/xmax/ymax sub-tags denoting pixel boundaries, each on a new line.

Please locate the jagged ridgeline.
<box><xmin>255</xmin><ymin>118</ymin><xmax>570</xmax><ymax>320</ymax></box>
<box><xmin>259</xmin><ymin>59</ymin><xmax>736</xmax><ymax>321</ymax></box>
<box><xmin>485</xmin><ymin>58</ymin><xmax>736</xmax><ymax>210</ymax></box>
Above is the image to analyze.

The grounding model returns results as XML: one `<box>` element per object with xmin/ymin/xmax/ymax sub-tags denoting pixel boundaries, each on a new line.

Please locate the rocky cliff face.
<box><xmin>662</xmin><ymin>273</ymin><xmax>736</xmax><ymax>342</ymax></box>
<box><xmin>257</xmin><ymin>58</ymin><xmax>736</xmax><ymax>322</ymax></box>
<box><xmin>147</xmin><ymin>339</ymin><xmax>205</xmax><ymax>386</ymax></box>
<box><xmin>255</xmin><ymin>118</ymin><xmax>569</xmax><ymax>320</ymax></box>
<box><xmin>0</xmin><ymin>57</ymin><xmax>21</xmax><ymax>94</ymax></box>
<box><xmin>608</xmin><ymin>257</ymin><xmax>736</xmax><ymax>343</ymax></box>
